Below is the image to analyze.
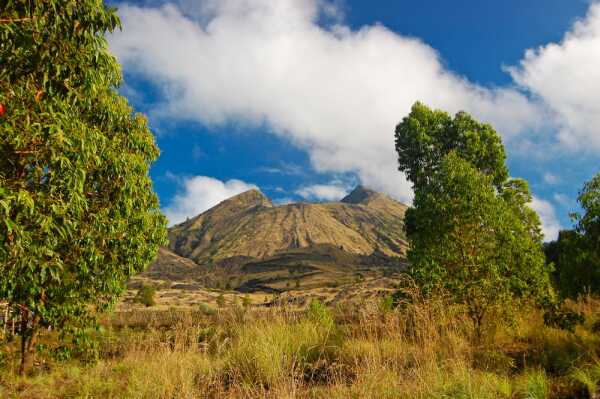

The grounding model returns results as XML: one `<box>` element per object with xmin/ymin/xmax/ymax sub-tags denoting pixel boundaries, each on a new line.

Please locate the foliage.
<box><xmin>216</xmin><ymin>294</ymin><xmax>226</xmax><ymax>308</ymax></box>
<box><xmin>545</xmin><ymin>172</ymin><xmax>600</xmax><ymax>299</ymax></box>
<box><xmin>545</xmin><ymin>230</ymin><xmax>598</xmax><ymax>299</ymax></box>
<box><xmin>241</xmin><ymin>295</ymin><xmax>251</xmax><ymax>308</ymax></box>
<box><xmin>198</xmin><ymin>302</ymin><xmax>217</xmax><ymax>316</ymax></box>
<box><xmin>0</xmin><ymin>0</ymin><xmax>167</xmax><ymax>374</ymax></box>
<box><xmin>543</xmin><ymin>303</ymin><xmax>585</xmax><ymax>332</ymax></box>
<box><xmin>396</xmin><ymin>103</ymin><xmax>552</xmax><ymax>335</ymax></box>
<box><xmin>576</xmin><ymin>172</ymin><xmax>600</xmax><ymax>242</ymax></box>
<box><xmin>395</xmin><ymin>102</ymin><xmax>508</xmax><ymax>189</ymax></box>
<box><xmin>404</xmin><ymin>153</ymin><xmax>552</xmax><ymax>333</ymax></box>
<box><xmin>134</xmin><ymin>285</ymin><xmax>156</xmax><ymax>307</ymax></box>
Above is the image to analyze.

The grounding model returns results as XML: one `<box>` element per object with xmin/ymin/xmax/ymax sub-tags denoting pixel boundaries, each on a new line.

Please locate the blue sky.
<box><xmin>108</xmin><ymin>0</ymin><xmax>600</xmax><ymax>240</ymax></box>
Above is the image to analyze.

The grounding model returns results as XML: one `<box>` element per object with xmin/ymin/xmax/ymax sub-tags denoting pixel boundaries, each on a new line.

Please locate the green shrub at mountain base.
<box><xmin>135</xmin><ymin>285</ymin><xmax>157</xmax><ymax>307</ymax></box>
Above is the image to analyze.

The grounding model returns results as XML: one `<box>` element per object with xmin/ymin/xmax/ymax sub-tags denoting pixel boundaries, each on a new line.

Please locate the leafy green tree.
<box><xmin>405</xmin><ymin>153</ymin><xmax>551</xmax><ymax>335</ymax></box>
<box><xmin>0</xmin><ymin>1</ymin><xmax>166</xmax><ymax>374</ymax></box>
<box><xmin>395</xmin><ymin>102</ymin><xmax>508</xmax><ymax>189</ymax></box>
<box><xmin>546</xmin><ymin>172</ymin><xmax>600</xmax><ymax>298</ymax></box>
<box><xmin>576</xmin><ymin>173</ymin><xmax>600</xmax><ymax>246</ymax></box>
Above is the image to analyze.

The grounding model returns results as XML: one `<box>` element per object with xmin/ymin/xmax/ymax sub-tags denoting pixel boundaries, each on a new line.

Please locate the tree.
<box><xmin>545</xmin><ymin>172</ymin><xmax>600</xmax><ymax>298</ymax></box>
<box><xmin>404</xmin><ymin>153</ymin><xmax>551</xmax><ymax>336</ymax></box>
<box><xmin>0</xmin><ymin>1</ymin><xmax>167</xmax><ymax>374</ymax></box>
<box><xmin>395</xmin><ymin>102</ymin><xmax>508</xmax><ymax>189</ymax></box>
<box><xmin>576</xmin><ymin>173</ymin><xmax>600</xmax><ymax>247</ymax></box>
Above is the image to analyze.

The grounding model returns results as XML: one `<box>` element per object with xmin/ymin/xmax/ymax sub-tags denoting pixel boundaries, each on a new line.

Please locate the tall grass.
<box><xmin>2</xmin><ymin>293</ymin><xmax>600</xmax><ymax>398</ymax></box>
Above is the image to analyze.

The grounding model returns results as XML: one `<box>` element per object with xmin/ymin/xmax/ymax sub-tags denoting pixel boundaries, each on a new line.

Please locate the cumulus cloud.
<box><xmin>164</xmin><ymin>175</ymin><xmax>257</xmax><ymax>225</ymax></box>
<box><xmin>508</xmin><ymin>2</ymin><xmax>600</xmax><ymax>152</ymax></box>
<box><xmin>295</xmin><ymin>182</ymin><xmax>349</xmax><ymax>201</ymax></box>
<box><xmin>109</xmin><ymin>0</ymin><xmax>547</xmax><ymax>203</ymax></box>
<box><xmin>530</xmin><ymin>197</ymin><xmax>562</xmax><ymax>241</ymax></box>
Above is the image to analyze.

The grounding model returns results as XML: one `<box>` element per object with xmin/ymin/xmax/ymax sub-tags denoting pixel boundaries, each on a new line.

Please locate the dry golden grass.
<box><xmin>2</xmin><ymin>292</ymin><xmax>600</xmax><ymax>398</ymax></box>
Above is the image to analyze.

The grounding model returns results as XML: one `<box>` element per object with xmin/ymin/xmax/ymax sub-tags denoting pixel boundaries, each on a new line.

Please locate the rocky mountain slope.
<box><xmin>167</xmin><ymin>186</ymin><xmax>409</xmax><ymax>264</ymax></box>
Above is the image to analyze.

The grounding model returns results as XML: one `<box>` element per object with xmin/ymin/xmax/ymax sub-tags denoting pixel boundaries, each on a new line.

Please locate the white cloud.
<box><xmin>164</xmin><ymin>175</ymin><xmax>257</xmax><ymax>225</ymax></box>
<box><xmin>543</xmin><ymin>172</ymin><xmax>560</xmax><ymax>185</ymax></box>
<box><xmin>109</xmin><ymin>0</ymin><xmax>547</xmax><ymax>204</ymax></box>
<box><xmin>508</xmin><ymin>2</ymin><xmax>600</xmax><ymax>152</ymax></box>
<box><xmin>530</xmin><ymin>197</ymin><xmax>562</xmax><ymax>241</ymax></box>
<box><xmin>295</xmin><ymin>183</ymin><xmax>348</xmax><ymax>201</ymax></box>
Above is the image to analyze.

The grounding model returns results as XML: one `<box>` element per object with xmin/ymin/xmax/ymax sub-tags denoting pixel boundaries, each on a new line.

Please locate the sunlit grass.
<box><xmin>2</xmin><ymin>295</ymin><xmax>600</xmax><ymax>398</ymax></box>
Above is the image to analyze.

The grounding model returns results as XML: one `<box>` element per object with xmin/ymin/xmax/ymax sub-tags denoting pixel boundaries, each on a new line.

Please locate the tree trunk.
<box><xmin>18</xmin><ymin>310</ymin><xmax>38</xmax><ymax>376</ymax></box>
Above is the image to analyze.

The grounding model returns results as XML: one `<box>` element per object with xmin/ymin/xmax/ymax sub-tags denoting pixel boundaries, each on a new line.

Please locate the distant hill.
<box><xmin>141</xmin><ymin>186</ymin><xmax>409</xmax><ymax>292</ymax></box>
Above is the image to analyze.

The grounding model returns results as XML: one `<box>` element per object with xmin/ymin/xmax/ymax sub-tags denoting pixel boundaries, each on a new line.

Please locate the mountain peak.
<box><xmin>224</xmin><ymin>189</ymin><xmax>273</xmax><ymax>208</ymax></box>
<box><xmin>341</xmin><ymin>185</ymin><xmax>379</xmax><ymax>204</ymax></box>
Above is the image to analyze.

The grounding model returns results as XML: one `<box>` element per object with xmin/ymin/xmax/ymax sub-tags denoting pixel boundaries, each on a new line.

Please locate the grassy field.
<box><xmin>2</xmin><ymin>287</ymin><xmax>600</xmax><ymax>398</ymax></box>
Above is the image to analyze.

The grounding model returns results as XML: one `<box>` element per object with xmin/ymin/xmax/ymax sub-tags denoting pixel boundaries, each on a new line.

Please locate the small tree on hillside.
<box><xmin>405</xmin><ymin>153</ymin><xmax>551</xmax><ymax>335</ymax></box>
<box><xmin>0</xmin><ymin>1</ymin><xmax>167</xmax><ymax>374</ymax></box>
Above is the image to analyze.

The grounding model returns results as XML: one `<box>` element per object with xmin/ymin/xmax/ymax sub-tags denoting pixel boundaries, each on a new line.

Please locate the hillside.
<box><xmin>167</xmin><ymin>186</ymin><xmax>409</xmax><ymax>264</ymax></box>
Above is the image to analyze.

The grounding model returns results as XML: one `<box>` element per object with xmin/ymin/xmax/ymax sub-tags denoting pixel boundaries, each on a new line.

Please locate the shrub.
<box><xmin>216</xmin><ymin>294</ymin><xmax>226</xmax><ymax>308</ymax></box>
<box><xmin>198</xmin><ymin>303</ymin><xmax>217</xmax><ymax>316</ymax></box>
<box><xmin>544</xmin><ymin>305</ymin><xmax>585</xmax><ymax>332</ymax></box>
<box><xmin>134</xmin><ymin>285</ymin><xmax>156</xmax><ymax>307</ymax></box>
<box><xmin>379</xmin><ymin>295</ymin><xmax>395</xmax><ymax>313</ymax></box>
<box><xmin>242</xmin><ymin>296</ymin><xmax>251</xmax><ymax>308</ymax></box>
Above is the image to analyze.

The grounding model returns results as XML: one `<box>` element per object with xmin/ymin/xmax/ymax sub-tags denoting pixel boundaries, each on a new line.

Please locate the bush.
<box><xmin>379</xmin><ymin>295</ymin><xmax>395</xmax><ymax>313</ymax></box>
<box><xmin>242</xmin><ymin>296</ymin><xmax>251</xmax><ymax>308</ymax></box>
<box><xmin>544</xmin><ymin>305</ymin><xmax>585</xmax><ymax>332</ymax></box>
<box><xmin>134</xmin><ymin>285</ymin><xmax>156</xmax><ymax>307</ymax></box>
<box><xmin>216</xmin><ymin>294</ymin><xmax>226</xmax><ymax>308</ymax></box>
<box><xmin>198</xmin><ymin>303</ymin><xmax>217</xmax><ymax>316</ymax></box>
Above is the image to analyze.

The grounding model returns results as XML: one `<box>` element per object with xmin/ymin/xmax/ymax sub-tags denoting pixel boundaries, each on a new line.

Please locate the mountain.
<box><xmin>141</xmin><ymin>186</ymin><xmax>409</xmax><ymax>293</ymax></box>
<box><xmin>167</xmin><ymin>186</ymin><xmax>409</xmax><ymax>264</ymax></box>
